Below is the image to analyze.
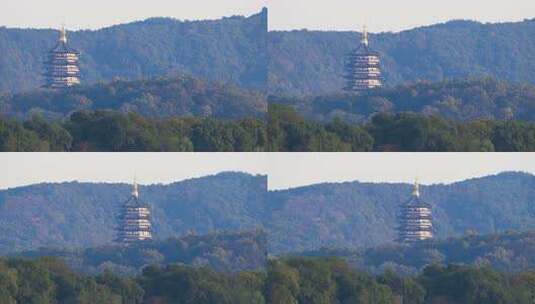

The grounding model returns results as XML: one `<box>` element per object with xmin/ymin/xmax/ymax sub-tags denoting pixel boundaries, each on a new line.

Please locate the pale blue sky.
<box><xmin>2</xmin><ymin>153</ymin><xmax>534</xmax><ymax>190</ymax></box>
<box><xmin>1</xmin><ymin>0</ymin><xmax>534</xmax><ymax>32</ymax></box>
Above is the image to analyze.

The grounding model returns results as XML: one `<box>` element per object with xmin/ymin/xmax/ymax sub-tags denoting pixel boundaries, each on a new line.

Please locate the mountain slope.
<box><xmin>269</xmin><ymin>19</ymin><xmax>535</xmax><ymax>96</ymax></box>
<box><xmin>0</xmin><ymin>172</ymin><xmax>267</xmax><ymax>254</ymax></box>
<box><xmin>0</xmin><ymin>9</ymin><xmax>268</xmax><ymax>93</ymax></box>
<box><xmin>267</xmin><ymin>172</ymin><xmax>535</xmax><ymax>252</ymax></box>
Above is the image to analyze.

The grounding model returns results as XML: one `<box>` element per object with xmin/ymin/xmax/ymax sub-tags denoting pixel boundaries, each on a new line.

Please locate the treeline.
<box><xmin>268</xmin><ymin>104</ymin><xmax>535</xmax><ymax>151</ymax></box>
<box><xmin>0</xmin><ymin>110</ymin><xmax>267</xmax><ymax>152</ymax></box>
<box><xmin>3</xmin><ymin>106</ymin><xmax>535</xmax><ymax>152</ymax></box>
<box><xmin>1</xmin><ymin>256</ymin><xmax>535</xmax><ymax>303</ymax></box>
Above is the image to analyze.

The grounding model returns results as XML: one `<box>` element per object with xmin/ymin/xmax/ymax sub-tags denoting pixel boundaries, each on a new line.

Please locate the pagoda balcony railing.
<box><xmin>400</xmin><ymin>220</ymin><xmax>433</xmax><ymax>225</ymax></box>
<box><xmin>47</xmin><ymin>67</ymin><xmax>80</xmax><ymax>71</ymax></box>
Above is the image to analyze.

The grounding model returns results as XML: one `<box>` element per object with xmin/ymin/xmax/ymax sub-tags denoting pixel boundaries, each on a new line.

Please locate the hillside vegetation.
<box><xmin>269</xmin><ymin>19</ymin><xmax>535</xmax><ymax>95</ymax></box>
<box><xmin>18</xmin><ymin>231</ymin><xmax>267</xmax><ymax>275</ymax></box>
<box><xmin>0</xmin><ymin>172</ymin><xmax>267</xmax><ymax>254</ymax></box>
<box><xmin>0</xmin><ymin>9</ymin><xmax>268</xmax><ymax>93</ymax></box>
<box><xmin>301</xmin><ymin>231</ymin><xmax>535</xmax><ymax>275</ymax></box>
<box><xmin>266</xmin><ymin>172</ymin><xmax>535</xmax><ymax>252</ymax></box>
<box><xmin>271</xmin><ymin>78</ymin><xmax>535</xmax><ymax>123</ymax></box>
<box><xmin>0</xmin><ymin>75</ymin><xmax>267</xmax><ymax>120</ymax></box>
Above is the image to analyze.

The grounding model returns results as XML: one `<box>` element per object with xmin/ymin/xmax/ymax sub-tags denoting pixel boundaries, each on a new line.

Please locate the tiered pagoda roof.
<box><xmin>344</xmin><ymin>26</ymin><xmax>383</xmax><ymax>92</ymax></box>
<box><xmin>397</xmin><ymin>182</ymin><xmax>434</xmax><ymax>243</ymax></box>
<box><xmin>115</xmin><ymin>181</ymin><xmax>153</xmax><ymax>244</ymax></box>
<box><xmin>43</xmin><ymin>27</ymin><xmax>81</xmax><ymax>89</ymax></box>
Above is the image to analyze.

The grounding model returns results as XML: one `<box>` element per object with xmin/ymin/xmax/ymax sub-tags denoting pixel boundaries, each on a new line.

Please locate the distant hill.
<box><xmin>267</xmin><ymin>172</ymin><xmax>535</xmax><ymax>253</ymax></box>
<box><xmin>2</xmin><ymin>172</ymin><xmax>535</xmax><ymax>254</ymax></box>
<box><xmin>0</xmin><ymin>172</ymin><xmax>267</xmax><ymax>254</ymax></box>
<box><xmin>300</xmin><ymin>230</ymin><xmax>535</xmax><ymax>275</ymax></box>
<box><xmin>270</xmin><ymin>78</ymin><xmax>535</xmax><ymax>123</ymax></box>
<box><xmin>0</xmin><ymin>9</ymin><xmax>268</xmax><ymax>93</ymax></box>
<box><xmin>269</xmin><ymin>19</ymin><xmax>535</xmax><ymax>96</ymax></box>
<box><xmin>18</xmin><ymin>231</ymin><xmax>267</xmax><ymax>275</ymax></box>
<box><xmin>0</xmin><ymin>75</ymin><xmax>267</xmax><ymax>120</ymax></box>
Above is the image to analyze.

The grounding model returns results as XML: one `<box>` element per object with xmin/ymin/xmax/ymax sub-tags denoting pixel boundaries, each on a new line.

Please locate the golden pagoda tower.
<box><xmin>397</xmin><ymin>181</ymin><xmax>433</xmax><ymax>243</ymax></box>
<box><xmin>115</xmin><ymin>180</ymin><xmax>153</xmax><ymax>244</ymax></box>
<box><xmin>344</xmin><ymin>26</ymin><xmax>383</xmax><ymax>92</ymax></box>
<box><xmin>44</xmin><ymin>26</ymin><xmax>81</xmax><ymax>89</ymax></box>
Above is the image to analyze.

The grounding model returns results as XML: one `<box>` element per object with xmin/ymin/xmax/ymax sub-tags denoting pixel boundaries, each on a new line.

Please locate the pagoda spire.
<box><xmin>132</xmin><ymin>178</ymin><xmax>139</xmax><ymax>199</ymax></box>
<box><xmin>116</xmin><ymin>177</ymin><xmax>152</xmax><ymax>244</ymax></box>
<box><xmin>343</xmin><ymin>24</ymin><xmax>382</xmax><ymax>92</ymax></box>
<box><xmin>412</xmin><ymin>179</ymin><xmax>420</xmax><ymax>198</ymax></box>
<box><xmin>361</xmin><ymin>25</ymin><xmax>369</xmax><ymax>47</ymax></box>
<box><xmin>397</xmin><ymin>178</ymin><xmax>433</xmax><ymax>243</ymax></box>
<box><xmin>44</xmin><ymin>24</ymin><xmax>81</xmax><ymax>89</ymax></box>
<box><xmin>59</xmin><ymin>25</ymin><xmax>67</xmax><ymax>44</ymax></box>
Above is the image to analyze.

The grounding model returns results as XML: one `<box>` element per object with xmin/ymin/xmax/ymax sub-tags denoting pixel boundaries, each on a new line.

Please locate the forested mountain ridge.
<box><xmin>2</xmin><ymin>172</ymin><xmax>535</xmax><ymax>254</ymax></box>
<box><xmin>0</xmin><ymin>172</ymin><xmax>267</xmax><ymax>254</ymax></box>
<box><xmin>269</xmin><ymin>18</ymin><xmax>535</xmax><ymax>96</ymax></box>
<box><xmin>0</xmin><ymin>8</ymin><xmax>268</xmax><ymax>93</ymax></box>
<box><xmin>267</xmin><ymin>171</ymin><xmax>535</xmax><ymax>252</ymax></box>
<box><xmin>0</xmin><ymin>75</ymin><xmax>267</xmax><ymax>120</ymax></box>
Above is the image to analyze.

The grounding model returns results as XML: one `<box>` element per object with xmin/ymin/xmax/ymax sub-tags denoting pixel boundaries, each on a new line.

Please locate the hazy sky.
<box><xmin>1</xmin><ymin>0</ymin><xmax>534</xmax><ymax>31</ymax></box>
<box><xmin>0</xmin><ymin>153</ymin><xmax>269</xmax><ymax>190</ymax></box>
<box><xmin>268</xmin><ymin>153</ymin><xmax>535</xmax><ymax>190</ymax></box>
<box><xmin>2</xmin><ymin>153</ymin><xmax>534</xmax><ymax>191</ymax></box>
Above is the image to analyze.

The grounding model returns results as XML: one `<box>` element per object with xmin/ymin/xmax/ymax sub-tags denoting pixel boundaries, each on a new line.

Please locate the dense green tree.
<box><xmin>0</xmin><ymin>110</ymin><xmax>267</xmax><ymax>152</ymax></box>
<box><xmin>419</xmin><ymin>265</ymin><xmax>515</xmax><ymax>304</ymax></box>
<box><xmin>267</xmin><ymin>103</ymin><xmax>535</xmax><ymax>152</ymax></box>
<box><xmin>1</xmin><ymin>256</ymin><xmax>535</xmax><ymax>303</ymax></box>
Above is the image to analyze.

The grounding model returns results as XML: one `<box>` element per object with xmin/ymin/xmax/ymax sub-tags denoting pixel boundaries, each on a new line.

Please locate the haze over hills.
<box><xmin>0</xmin><ymin>8</ymin><xmax>268</xmax><ymax>93</ymax></box>
<box><xmin>268</xmin><ymin>19</ymin><xmax>535</xmax><ymax>96</ymax></box>
<box><xmin>1</xmin><ymin>171</ymin><xmax>534</xmax><ymax>254</ymax></box>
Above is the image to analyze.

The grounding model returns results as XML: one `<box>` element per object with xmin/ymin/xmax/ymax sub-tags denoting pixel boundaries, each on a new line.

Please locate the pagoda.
<box><xmin>397</xmin><ymin>181</ymin><xmax>433</xmax><ymax>243</ymax></box>
<box><xmin>44</xmin><ymin>27</ymin><xmax>81</xmax><ymax>89</ymax></box>
<box><xmin>115</xmin><ymin>181</ymin><xmax>153</xmax><ymax>244</ymax></box>
<box><xmin>344</xmin><ymin>26</ymin><xmax>383</xmax><ymax>92</ymax></box>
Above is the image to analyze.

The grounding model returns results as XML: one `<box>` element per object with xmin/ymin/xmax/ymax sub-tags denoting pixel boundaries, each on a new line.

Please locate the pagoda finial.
<box><xmin>132</xmin><ymin>177</ymin><xmax>139</xmax><ymax>199</ymax></box>
<box><xmin>412</xmin><ymin>179</ymin><xmax>420</xmax><ymax>198</ymax></box>
<box><xmin>59</xmin><ymin>25</ymin><xmax>67</xmax><ymax>44</ymax></box>
<box><xmin>361</xmin><ymin>25</ymin><xmax>369</xmax><ymax>47</ymax></box>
